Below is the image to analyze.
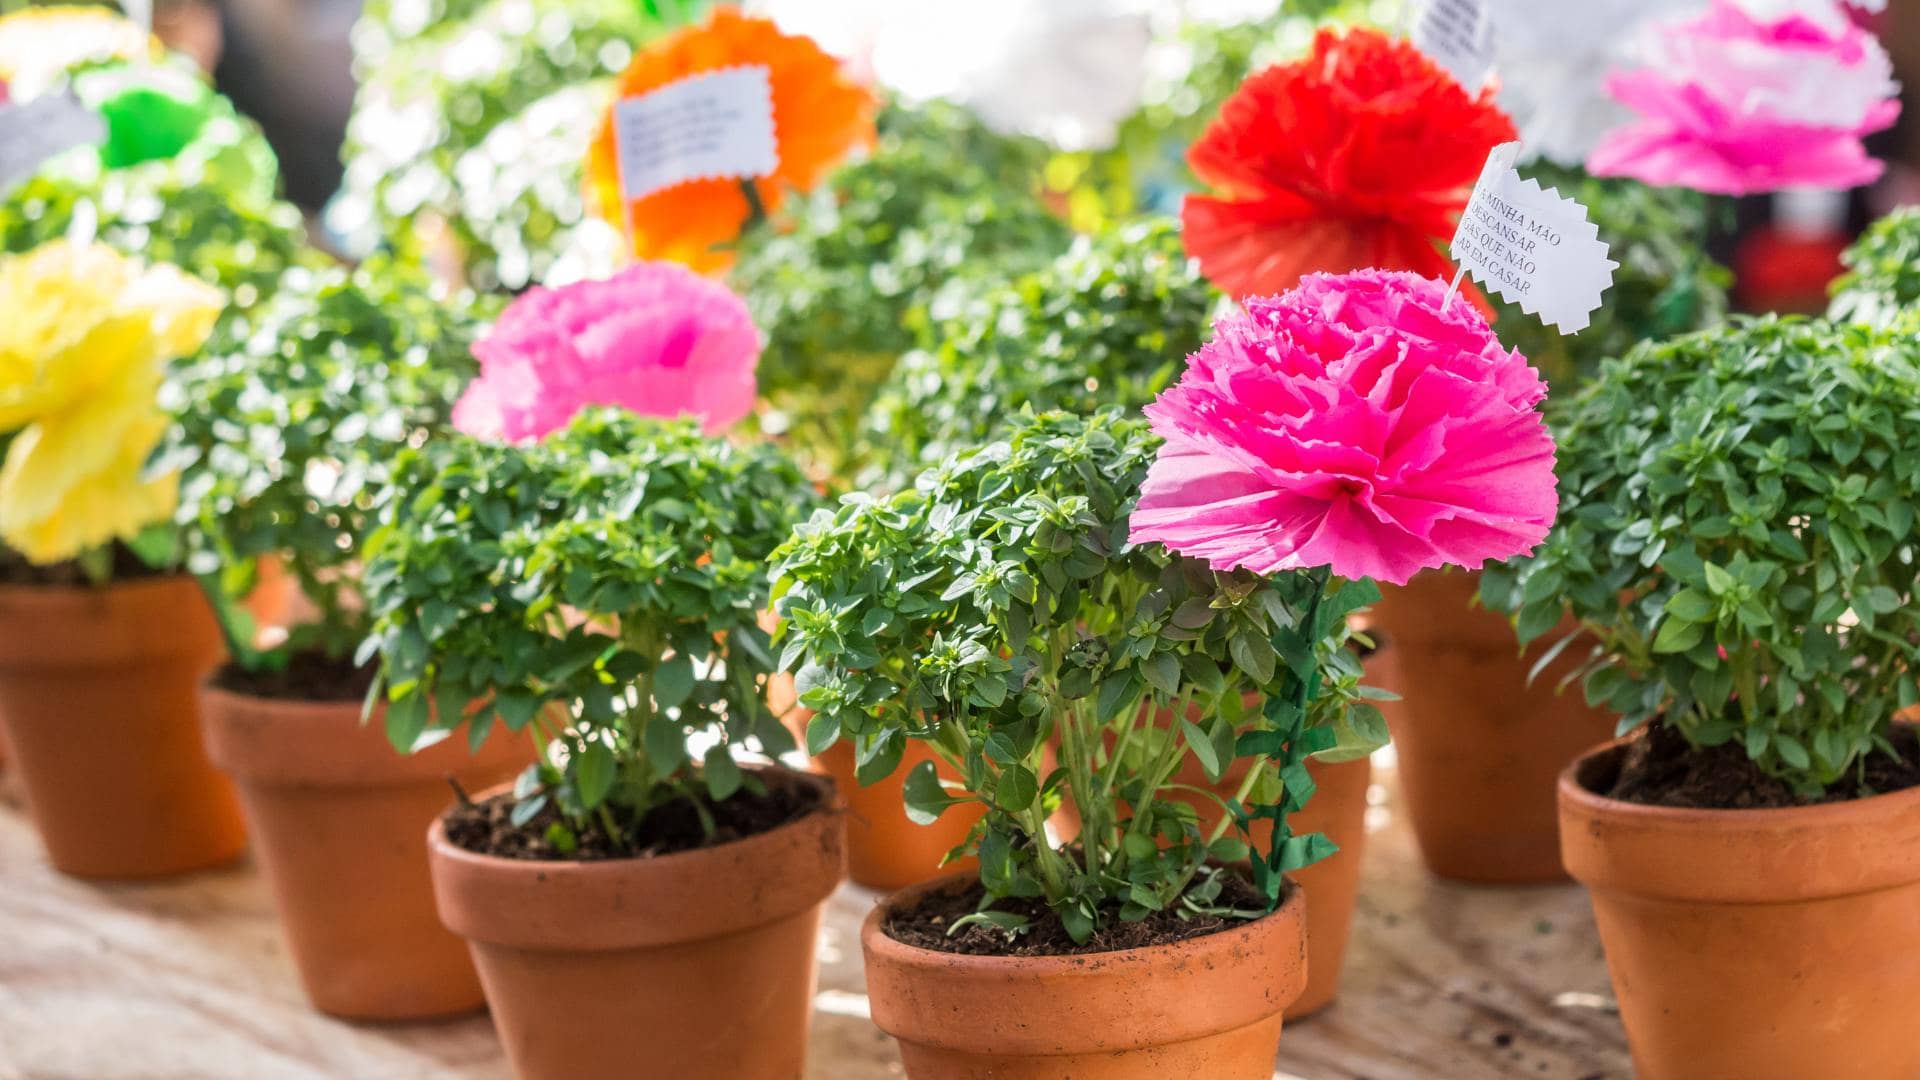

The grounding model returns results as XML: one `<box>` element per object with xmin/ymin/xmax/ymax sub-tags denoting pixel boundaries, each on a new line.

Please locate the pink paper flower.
<box><xmin>453</xmin><ymin>263</ymin><xmax>761</xmax><ymax>442</ymax></box>
<box><xmin>1588</xmin><ymin>0</ymin><xmax>1899</xmax><ymax>195</ymax></box>
<box><xmin>1128</xmin><ymin>270</ymin><xmax>1558</xmax><ymax>586</ymax></box>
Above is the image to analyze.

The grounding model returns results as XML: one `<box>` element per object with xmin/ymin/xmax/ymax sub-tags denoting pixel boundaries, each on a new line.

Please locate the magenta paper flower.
<box><xmin>1128</xmin><ymin>270</ymin><xmax>1558</xmax><ymax>586</ymax></box>
<box><xmin>453</xmin><ymin>262</ymin><xmax>761</xmax><ymax>442</ymax></box>
<box><xmin>1587</xmin><ymin>0</ymin><xmax>1899</xmax><ymax>195</ymax></box>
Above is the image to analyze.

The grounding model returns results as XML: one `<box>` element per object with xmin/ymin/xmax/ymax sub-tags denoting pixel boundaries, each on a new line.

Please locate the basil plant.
<box><xmin>1483</xmin><ymin>318</ymin><xmax>1920</xmax><ymax>795</ymax></box>
<box><xmin>773</xmin><ymin>410</ymin><xmax>1379</xmax><ymax>942</ymax></box>
<box><xmin>361</xmin><ymin>409</ymin><xmax>821</xmax><ymax>853</ymax></box>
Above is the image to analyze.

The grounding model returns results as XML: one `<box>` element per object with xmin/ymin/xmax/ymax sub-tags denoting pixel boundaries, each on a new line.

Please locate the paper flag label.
<box><xmin>0</xmin><ymin>93</ymin><xmax>106</xmax><ymax>191</ymax></box>
<box><xmin>1451</xmin><ymin>142</ymin><xmax>1618</xmax><ymax>334</ymax></box>
<box><xmin>1414</xmin><ymin>0</ymin><xmax>1496</xmax><ymax>91</ymax></box>
<box><xmin>613</xmin><ymin>65</ymin><xmax>778</xmax><ymax>201</ymax></box>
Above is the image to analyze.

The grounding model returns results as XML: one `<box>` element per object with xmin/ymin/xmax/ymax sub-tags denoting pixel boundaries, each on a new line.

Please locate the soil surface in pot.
<box><xmin>885</xmin><ymin>873</ymin><xmax>1276</xmax><ymax>957</ymax></box>
<box><xmin>1605</xmin><ymin>722</ymin><xmax>1920</xmax><ymax>809</ymax></box>
<box><xmin>444</xmin><ymin>771</ymin><xmax>826</xmax><ymax>861</ymax></box>
<box><xmin>210</xmin><ymin>651</ymin><xmax>376</xmax><ymax>702</ymax></box>
<box><xmin>0</xmin><ymin>545</ymin><xmax>164</xmax><ymax>586</ymax></box>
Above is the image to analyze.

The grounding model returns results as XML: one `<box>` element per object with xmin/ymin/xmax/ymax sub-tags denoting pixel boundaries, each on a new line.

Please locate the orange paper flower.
<box><xmin>586</xmin><ymin>7</ymin><xmax>876</xmax><ymax>273</ymax></box>
<box><xmin>1182</xmin><ymin>27</ymin><xmax>1517</xmax><ymax>302</ymax></box>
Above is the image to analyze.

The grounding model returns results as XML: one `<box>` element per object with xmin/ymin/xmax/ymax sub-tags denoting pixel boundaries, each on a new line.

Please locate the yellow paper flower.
<box><xmin>0</xmin><ymin>242</ymin><xmax>222</xmax><ymax>564</ymax></box>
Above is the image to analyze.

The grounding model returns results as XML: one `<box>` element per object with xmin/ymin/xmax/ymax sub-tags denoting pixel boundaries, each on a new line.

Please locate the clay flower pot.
<box><xmin>777</xmin><ymin>698</ymin><xmax>983</xmax><ymax>891</ymax></box>
<box><xmin>864</xmin><ymin>873</ymin><xmax>1307</xmax><ymax>1078</ymax></box>
<box><xmin>1561</xmin><ymin>741</ymin><xmax>1920</xmax><ymax>1080</ymax></box>
<box><xmin>812</xmin><ymin>737</ymin><xmax>982</xmax><ymax>890</ymax></box>
<box><xmin>0</xmin><ymin>578</ymin><xmax>246</xmax><ymax>878</ymax></box>
<box><xmin>1367</xmin><ymin>569</ymin><xmax>1616</xmax><ymax>882</ymax></box>
<box><xmin>199</xmin><ymin>685</ymin><xmax>534</xmax><ymax>1019</ymax></box>
<box><xmin>1211</xmin><ymin>753</ymin><xmax>1370</xmax><ymax>1019</ymax></box>
<box><xmin>428</xmin><ymin>768</ymin><xmax>846</xmax><ymax>1080</ymax></box>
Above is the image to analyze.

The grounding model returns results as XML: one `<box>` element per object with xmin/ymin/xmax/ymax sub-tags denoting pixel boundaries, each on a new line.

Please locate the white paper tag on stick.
<box><xmin>1450</xmin><ymin>142</ymin><xmax>1617</xmax><ymax>334</ymax></box>
<box><xmin>613</xmin><ymin>65</ymin><xmax>778</xmax><ymax>201</ymax></box>
<box><xmin>1413</xmin><ymin>0</ymin><xmax>1496</xmax><ymax>91</ymax></box>
<box><xmin>0</xmin><ymin>93</ymin><xmax>107</xmax><ymax>191</ymax></box>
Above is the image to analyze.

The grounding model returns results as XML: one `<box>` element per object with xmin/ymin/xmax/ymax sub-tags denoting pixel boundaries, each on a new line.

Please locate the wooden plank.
<box><xmin>0</xmin><ymin>761</ymin><xmax>1629</xmax><ymax>1079</ymax></box>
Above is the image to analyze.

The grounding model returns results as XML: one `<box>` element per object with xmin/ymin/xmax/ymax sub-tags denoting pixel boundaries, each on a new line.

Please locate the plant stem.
<box><xmin>1204</xmin><ymin>755</ymin><xmax>1272</xmax><ymax>847</ymax></box>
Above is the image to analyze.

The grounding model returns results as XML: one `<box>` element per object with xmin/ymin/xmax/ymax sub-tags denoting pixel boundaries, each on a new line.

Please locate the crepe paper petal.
<box><xmin>1129</xmin><ymin>269</ymin><xmax>1558</xmax><ymax>587</ymax></box>
<box><xmin>762</xmin><ymin>0</ymin><xmax>1150</xmax><ymax>152</ymax></box>
<box><xmin>0</xmin><ymin>240</ymin><xmax>222</xmax><ymax>563</ymax></box>
<box><xmin>83</xmin><ymin>63</ymin><xmax>219</xmax><ymax>170</ymax></box>
<box><xmin>584</xmin><ymin>7</ymin><xmax>876</xmax><ymax>274</ymax></box>
<box><xmin>1588</xmin><ymin>0</ymin><xmax>1899</xmax><ymax>195</ymax></box>
<box><xmin>1180</xmin><ymin>27</ymin><xmax>1517</xmax><ymax>304</ymax></box>
<box><xmin>1487</xmin><ymin>0</ymin><xmax>1706</xmax><ymax>167</ymax></box>
<box><xmin>453</xmin><ymin>261</ymin><xmax>761</xmax><ymax>443</ymax></box>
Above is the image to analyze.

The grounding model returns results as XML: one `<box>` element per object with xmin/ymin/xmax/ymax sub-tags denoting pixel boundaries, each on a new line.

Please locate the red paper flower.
<box><xmin>1181</xmin><ymin>27</ymin><xmax>1517</xmax><ymax>301</ymax></box>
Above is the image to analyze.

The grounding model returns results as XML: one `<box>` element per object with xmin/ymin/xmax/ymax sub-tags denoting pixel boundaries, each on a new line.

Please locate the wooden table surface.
<box><xmin>0</xmin><ymin>756</ymin><xmax>1632</xmax><ymax>1080</ymax></box>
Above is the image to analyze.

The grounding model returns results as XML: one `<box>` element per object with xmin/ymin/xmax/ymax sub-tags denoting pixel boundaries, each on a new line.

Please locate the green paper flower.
<box><xmin>82</xmin><ymin>63</ymin><xmax>219</xmax><ymax>169</ymax></box>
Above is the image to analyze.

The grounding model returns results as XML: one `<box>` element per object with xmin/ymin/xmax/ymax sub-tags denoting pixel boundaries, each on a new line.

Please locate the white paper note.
<box><xmin>612</xmin><ymin>66</ymin><xmax>778</xmax><ymax>201</ymax></box>
<box><xmin>1450</xmin><ymin>142</ymin><xmax>1618</xmax><ymax>334</ymax></box>
<box><xmin>0</xmin><ymin>93</ymin><xmax>107</xmax><ymax>191</ymax></box>
<box><xmin>1413</xmin><ymin>0</ymin><xmax>1496</xmax><ymax>91</ymax></box>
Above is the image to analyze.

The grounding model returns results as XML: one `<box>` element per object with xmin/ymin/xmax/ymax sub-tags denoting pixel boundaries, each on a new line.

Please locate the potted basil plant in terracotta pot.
<box><xmin>0</xmin><ymin>240</ymin><xmax>248</xmax><ymax>879</ymax></box>
<box><xmin>774</xmin><ymin>267</ymin><xmax>1560</xmax><ymax>1080</ymax></box>
<box><xmin>1499</xmin><ymin>317</ymin><xmax>1920</xmax><ymax>1080</ymax></box>
<box><xmin>858</xmin><ymin>217</ymin><xmax>1390</xmax><ymax>1014</ymax></box>
<box><xmin>775</xmin><ymin>408</ymin><xmax>1370</xmax><ymax>1077</ymax></box>
<box><xmin>160</xmin><ymin>258</ymin><xmax>534</xmax><ymax>1020</ymax></box>
<box><xmin>362</xmin><ymin>264</ymin><xmax>836</xmax><ymax>1080</ymax></box>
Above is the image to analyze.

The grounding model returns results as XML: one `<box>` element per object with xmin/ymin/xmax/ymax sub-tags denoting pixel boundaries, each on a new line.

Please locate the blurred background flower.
<box><xmin>0</xmin><ymin>241</ymin><xmax>223</xmax><ymax>563</ymax></box>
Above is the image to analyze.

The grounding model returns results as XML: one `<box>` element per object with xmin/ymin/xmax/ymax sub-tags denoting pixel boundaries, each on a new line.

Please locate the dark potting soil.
<box><xmin>885</xmin><ymin>872</ymin><xmax>1278</xmax><ymax>958</ymax></box>
<box><xmin>211</xmin><ymin>650</ymin><xmax>377</xmax><ymax>702</ymax></box>
<box><xmin>443</xmin><ymin>770</ymin><xmax>827</xmax><ymax>861</ymax></box>
<box><xmin>0</xmin><ymin>544</ymin><xmax>165</xmax><ymax>586</ymax></box>
<box><xmin>1602</xmin><ymin>721</ymin><xmax>1920</xmax><ymax>809</ymax></box>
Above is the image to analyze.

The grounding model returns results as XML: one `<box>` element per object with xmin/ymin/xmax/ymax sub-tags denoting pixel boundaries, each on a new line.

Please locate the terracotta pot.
<box><xmin>864</xmin><ymin>873</ymin><xmax>1307</xmax><ymax>1078</ymax></box>
<box><xmin>1561</xmin><ymin>740</ymin><xmax>1920</xmax><ymax>1080</ymax></box>
<box><xmin>1367</xmin><ymin>569</ymin><xmax>1616</xmax><ymax>882</ymax></box>
<box><xmin>0</xmin><ymin>578</ymin><xmax>245</xmax><ymax>878</ymax></box>
<box><xmin>1221</xmin><ymin>753</ymin><xmax>1370</xmax><ymax>1019</ymax></box>
<box><xmin>811</xmin><ymin>737</ymin><xmax>982</xmax><ymax>890</ymax></box>
<box><xmin>773</xmin><ymin>671</ymin><xmax>982</xmax><ymax>892</ymax></box>
<box><xmin>199</xmin><ymin>685</ymin><xmax>534</xmax><ymax>1019</ymax></box>
<box><xmin>244</xmin><ymin>556</ymin><xmax>294</xmax><ymax>631</ymax></box>
<box><xmin>429</xmin><ymin>769</ymin><xmax>846</xmax><ymax>1080</ymax></box>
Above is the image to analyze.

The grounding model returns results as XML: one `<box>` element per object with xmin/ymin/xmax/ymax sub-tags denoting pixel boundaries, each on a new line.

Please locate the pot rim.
<box><xmin>199</xmin><ymin>681</ymin><xmax>534</xmax><ymax>787</ymax></box>
<box><xmin>862</xmin><ymin>869</ymin><xmax>1303</xmax><ymax>972</ymax></box>
<box><xmin>1559</xmin><ymin>736</ymin><xmax>1920</xmax><ymax>902</ymax></box>
<box><xmin>0</xmin><ymin>573</ymin><xmax>200</xmax><ymax>602</ymax></box>
<box><xmin>428</xmin><ymin>766</ymin><xmax>839</xmax><ymax>873</ymax></box>
<box><xmin>1559</xmin><ymin>736</ymin><xmax>1920</xmax><ymax>828</ymax></box>
<box><xmin>860</xmin><ymin>870</ymin><xmax>1307</xmax><ymax>1056</ymax></box>
<box><xmin>201</xmin><ymin>679</ymin><xmax>376</xmax><ymax>721</ymax></box>
<box><xmin>0</xmin><ymin>573</ymin><xmax>221</xmax><ymax>667</ymax></box>
<box><xmin>427</xmin><ymin>766</ymin><xmax>847</xmax><ymax>950</ymax></box>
